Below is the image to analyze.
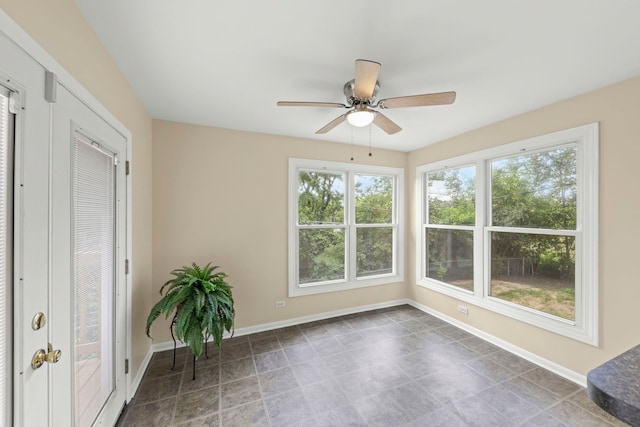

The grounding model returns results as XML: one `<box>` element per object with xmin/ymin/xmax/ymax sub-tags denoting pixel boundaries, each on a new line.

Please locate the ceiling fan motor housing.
<box><xmin>344</xmin><ymin>79</ymin><xmax>380</xmax><ymax>105</ymax></box>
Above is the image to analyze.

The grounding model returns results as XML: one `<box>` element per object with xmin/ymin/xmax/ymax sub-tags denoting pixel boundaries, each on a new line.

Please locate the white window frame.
<box><xmin>416</xmin><ymin>123</ymin><xmax>599</xmax><ymax>345</ymax></box>
<box><xmin>289</xmin><ymin>158</ymin><xmax>404</xmax><ymax>297</ymax></box>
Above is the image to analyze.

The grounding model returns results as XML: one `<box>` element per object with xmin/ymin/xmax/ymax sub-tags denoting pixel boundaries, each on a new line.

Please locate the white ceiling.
<box><xmin>75</xmin><ymin>0</ymin><xmax>640</xmax><ymax>152</ymax></box>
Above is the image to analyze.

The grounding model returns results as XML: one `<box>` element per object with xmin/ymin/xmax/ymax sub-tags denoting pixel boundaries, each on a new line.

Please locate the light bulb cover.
<box><xmin>346</xmin><ymin>109</ymin><xmax>375</xmax><ymax>127</ymax></box>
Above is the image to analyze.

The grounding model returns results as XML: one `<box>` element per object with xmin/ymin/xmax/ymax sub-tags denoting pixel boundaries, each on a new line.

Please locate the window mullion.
<box><xmin>476</xmin><ymin>159</ymin><xmax>487</xmax><ymax>298</ymax></box>
<box><xmin>347</xmin><ymin>171</ymin><xmax>356</xmax><ymax>282</ymax></box>
<box><xmin>298</xmin><ymin>224</ymin><xmax>347</xmax><ymax>230</ymax></box>
<box><xmin>486</xmin><ymin>226</ymin><xmax>579</xmax><ymax>237</ymax></box>
<box><xmin>424</xmin><ymin>223</ymin><xmax>475</xmax><ymax>231</ymax></box>
<box><xmin>420</xmin><ymin>174</ymin><xmax>428</xmax><ymax>282</ymax></box>
<box><xmin>356</xmin><ymin>223</ymin><xmax>395</xmax><ymax>229</ymax></box>
<box><xmin>392</xmin><ymin>174</ymin><xmax>401</xmax><ymax>280</ymax></box>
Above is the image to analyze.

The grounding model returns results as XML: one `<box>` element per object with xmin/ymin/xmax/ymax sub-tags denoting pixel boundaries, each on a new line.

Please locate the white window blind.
<box><xmin>0</xmin><ymin>86</ymin><xmax>12</xmax><ymax>427</ymax></box>
<box><xmin>72</xmin><ymin>134</ymin><xmax>116</xmax><ymax>427</ymax></box>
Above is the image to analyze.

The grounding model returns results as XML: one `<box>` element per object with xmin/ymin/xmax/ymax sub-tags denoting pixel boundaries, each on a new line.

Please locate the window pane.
<box><xmin>492</xmin><ymin>146</ymin><xmax>576</xmax><ymax>229</ymax></box>
<box><xmin>298</xmin><ymin>171</ymin><xmax>344</xmax><ymax>225</ymax></box>
<box><xmin>357</xmin><ymin>227</ymin><xmax>393</xmax><ymax>277</ymax></box>
<box><xmin>490</xmin><ymin>232</ymin><xmax>575</xmax><ymax>320</ymax></box>
<box><xmin>427</xmin><ymin>166</ymin><xmax>475</xmax><ymax>226</ymax></box>
<box><xmin>425</xmin><ymin>228</ymin><xmax>473</xmax><ymax>291</ymax></box>
<box><xmin>298</xmin><ymin>228</ymin><xmax>345</xmax><ymax>284</ymax></box>
<box><xmin>73</xmin><ymin>135</ymin><xmax>115</xmax><ymax>427</ymax></box>
<box><xmin>0</xmin><ymin>89</ymin><xmax>10</xmax><ymax>427</ymax></box>
<box><xmin>355</xmin><ymin>175</ymin><xmax>393</xmax><ymax>224</ymax></box>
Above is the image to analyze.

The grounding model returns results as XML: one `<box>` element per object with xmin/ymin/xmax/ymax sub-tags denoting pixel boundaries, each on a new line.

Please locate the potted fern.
<box><xmin>146</xmin><ymin>262</ymin><xmax>235</xmax><ymax>361</ymax></box>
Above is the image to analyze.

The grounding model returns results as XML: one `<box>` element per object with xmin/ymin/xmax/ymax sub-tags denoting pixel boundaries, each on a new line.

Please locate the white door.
<box><xmin>2</xmin><ymin>29</ymin><xmax>56</xmax><ymax>427</ymax></box>
<box><xmin>0</xmin><ymin>28</ymin><xmax>128</xmax><ymax>427</ymax></box>
<box><xmin>50</xmin><ymin>85</ymin><xmax>128</xmax><ymax>427</ymax></box>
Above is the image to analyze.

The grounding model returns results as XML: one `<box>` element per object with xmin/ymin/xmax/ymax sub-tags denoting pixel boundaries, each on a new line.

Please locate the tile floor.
<box><xmin>117</xmin><ymin>305</ymin><xmax>628</xmax><ymax>426</ymax></box>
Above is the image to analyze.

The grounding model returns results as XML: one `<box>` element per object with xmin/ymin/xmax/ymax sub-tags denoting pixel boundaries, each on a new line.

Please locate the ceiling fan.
<box><xmin>277</xmin><ymin>59</ymin><xmax>456</xmax><ymax>135</ymax></box>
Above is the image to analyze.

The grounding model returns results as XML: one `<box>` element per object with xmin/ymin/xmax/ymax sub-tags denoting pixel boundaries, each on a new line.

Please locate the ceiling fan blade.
<box><xmin>373</xmin><ymin>112</ymin><xmax>402</xmax><ymax>135</ymax></box>
<box><xmin>378</xmin><ymin>91</ymin><xmax>456</xmax><ymax>109</ymax></box>
<box><xmin>316</xmin><ymin>114</ymin><xmax>347</xmax><ymax>134</ymax></box>
<box><xmin>277</xmin><ymin>101</ymin><xmax>347</xmax><ymax>108</ymax></box>
<box><xmin>354</xmin><ymin>59</ymin><xmax>381</xmax><ymax>99</ymax></box>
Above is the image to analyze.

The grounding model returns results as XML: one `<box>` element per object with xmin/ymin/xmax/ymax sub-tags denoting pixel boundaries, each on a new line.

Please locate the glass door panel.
<box><xmin>72</xmin><ymin>134</ymin><xmax>116</xmax><ymax>427</ymax></box>
<box><xmin>0</xmin><ymin>84</ymin><xmax>14</xmax><ymax>427</ymax></box>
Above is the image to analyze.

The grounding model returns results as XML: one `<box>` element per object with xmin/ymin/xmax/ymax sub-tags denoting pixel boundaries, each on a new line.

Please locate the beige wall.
<box><xmin>408</xmin><ymin>75</ymin><xmax>640</xmax><ymax>375</ymax></box>
<box><xmin>0</xmin><ymin>1</ymin><xmax>154</xmax><ymax>379</ymax></box>
<box><xmin>150</xmin><ymin>120</ymin><xmax>408</xmax><ymax>342</ymax></box>
<box><xmin>152</xmin><ymin>75</ymin><xmax>640</xmax><ymax>376</ymax></box>
<box><xmin>4</xmin><ymin>0</ymin><xmax>636</xmax><ymax>381</ymax></box>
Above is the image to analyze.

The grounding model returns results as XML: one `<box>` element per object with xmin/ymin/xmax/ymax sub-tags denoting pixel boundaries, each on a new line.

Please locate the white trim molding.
<box><xmin>129</xmin><ymin>347</ymin><xmax>154</xmax><ymax>402</ymax></box>
<box><xmin>152</xmin><ymin>299</ymin><xmax>410</xmax><ymax>353</ymax></box>
<box><xmin>407</xmin><ymin>300</ymin><xmax>587</xmax><ymax>387</ymax></box>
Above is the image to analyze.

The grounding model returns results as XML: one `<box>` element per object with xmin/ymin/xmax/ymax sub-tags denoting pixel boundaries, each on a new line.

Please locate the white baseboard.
<box><xmin>407</xmin><ymin>300</ymin><xmax>587</xmax><ymax>387</ymax></box>
<box><xmin>230</xmin><ymin>298</ymin><xmax>411</xmax><ymax>338</ymax></box>
<box><xmin>151</xmin><ymin>298</ymin><xmax>410</xmax><ymax>354</ymax></box>
<box><xmin>128</xmin><ymin>346</ymin><xmax>154</xmax><ymax>402</ymax></box>
<box><xmin>145</xmin><ymin>297</ymin><xmax>586</xmax><ymax>390</ymax></box>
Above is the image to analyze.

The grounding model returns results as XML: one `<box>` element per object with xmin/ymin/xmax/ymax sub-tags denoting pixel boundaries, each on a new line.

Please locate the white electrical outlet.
<box><xmin>275</xmin><ymin>301</ymin><xmax>286</xmax><ymax>308</ymax></box>
<box><xmin>458</xmin><ymin>305</ymin><xmax>469</xmax><ymax>315</ymax></box>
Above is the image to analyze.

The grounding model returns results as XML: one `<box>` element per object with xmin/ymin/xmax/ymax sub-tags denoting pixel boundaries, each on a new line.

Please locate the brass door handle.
<box><xmin>31</xmin><ymin>343</ymin><xmax>62</xmax><ymax>369</ymax></box>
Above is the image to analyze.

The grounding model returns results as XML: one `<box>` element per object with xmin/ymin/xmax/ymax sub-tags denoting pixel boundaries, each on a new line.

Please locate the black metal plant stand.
<box><xmin>170</xmin><ymin>312</ymin><xmax>208</xmax><ymax>380</ymax></box>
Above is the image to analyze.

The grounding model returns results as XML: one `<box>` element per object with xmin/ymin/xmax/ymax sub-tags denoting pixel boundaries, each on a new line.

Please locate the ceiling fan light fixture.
<box><xmin>346</xmin><ymin>109</ymin><xmax>376</xmax><ymax>127</ymax></box>
<box><xmin>277</xmin><ymin>59</ymin><xmax>455</xmax><ymax>135</ymax></box>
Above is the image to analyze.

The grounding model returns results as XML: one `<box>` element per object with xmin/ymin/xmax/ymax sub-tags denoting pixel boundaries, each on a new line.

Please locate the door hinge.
<box><xmin>125</xmin><ymin>259</ymin><xmax>129</xmax><ymax>274</ymax></box>
<box><xmin>44</xmin><ymin>70</ymin><xmax>57</xmax><ymax>103</ymax></box>
<box><xmin>125</xmin><ymin>359</ymin><xmax>129</xmax><ymax>374</ymax></box>
<box><xmin>125</xmin><ymin>161</ymin><xmax>130</xmax><ymax>176</ymax></box>
<box><xmin>8</xmin><ymin>91</ymin><xmax>21</xmax><ymax>114</ymax></box>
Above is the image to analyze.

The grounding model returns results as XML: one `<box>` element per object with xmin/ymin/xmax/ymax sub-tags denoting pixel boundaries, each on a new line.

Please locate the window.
<box><xmin>425</xmin><ymin>165</ymin><xmax>476</xmax><ymax>292</ymax></box>
<box><xmin>417</xmin><ymin>124</ymin><xmax>598</xmax><ymax>344</ymax></box>
<box><xmin>489</xmin><ymin>146</ymin><xmax>577</xmax><ymax>320</ymax></box>
<box><xmin>289</xmin><ymin>158</ymin><xmax>404</xmax><ymax>296</ymax></box>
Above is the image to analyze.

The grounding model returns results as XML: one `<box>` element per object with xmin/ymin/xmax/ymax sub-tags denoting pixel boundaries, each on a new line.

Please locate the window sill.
<box><xmin>289</xmin><ymin>274</ymin><xmax>404</xmax><ymax>297</ymax></box>
<box><xmin>416</xmin><ymin>278</ymin><xmax>597</xmax><ymax>346</ymax></box>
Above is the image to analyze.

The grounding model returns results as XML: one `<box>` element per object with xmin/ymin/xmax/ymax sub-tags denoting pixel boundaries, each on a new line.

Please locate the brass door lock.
<box><xmin>31</xmin><ymin>343</ymin><xmax>62</xmax><ymax>369</ymax></box>
<box><xmin>31</xmin><ymin>312</ymin><xmax>46</xmax><ymax>330</ymax></box>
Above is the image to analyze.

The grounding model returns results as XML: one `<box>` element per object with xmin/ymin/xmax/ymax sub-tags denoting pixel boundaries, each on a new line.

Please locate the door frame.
<box><xmin>0</xmin><ymin>4</ymin><xmax>134</xmax><ymax>416</ymax></box>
